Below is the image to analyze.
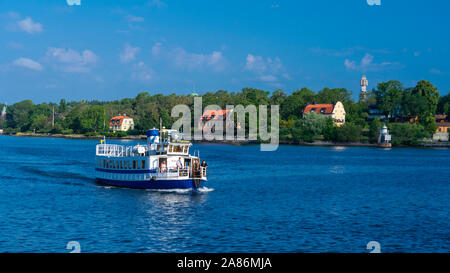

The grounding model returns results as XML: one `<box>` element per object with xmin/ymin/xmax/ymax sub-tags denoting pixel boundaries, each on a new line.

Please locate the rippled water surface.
<box><xmin>0</xmin><ymin>135</ymin><xmax>448</xmax><ymax>252</ymax></box>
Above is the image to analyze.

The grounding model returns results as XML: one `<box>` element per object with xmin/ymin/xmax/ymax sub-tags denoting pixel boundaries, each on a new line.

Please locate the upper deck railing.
<box><xmin>96</xmin><ymin>144</ymin><xmax>146</xmax><ymax>157</ymax></box>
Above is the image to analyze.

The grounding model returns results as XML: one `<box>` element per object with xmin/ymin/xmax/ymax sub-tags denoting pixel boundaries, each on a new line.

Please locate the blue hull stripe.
<box><xmin>96</xmin><ymin>178</ymin><xmax>202</xmax><ymax>190</ymax></box>
<box><xmin>95</xmin><ymin>168</ymin><xmax>157</xmax><ymax>174</ymax></box>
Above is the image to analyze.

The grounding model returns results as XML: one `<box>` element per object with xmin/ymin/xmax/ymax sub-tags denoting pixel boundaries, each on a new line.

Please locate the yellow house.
<box><xmin>435</xmin><ymin>115</ymin><xmax>449</xmax><ymax>133</ymax></box>
<box><xmin>303</xmin><ymin>101</ymin><xmax>346</xmax><ymax>126</ymax></box>
<box><xmin>109</xmin><ymin>114</ymin><xmax>134</xmax><ymax>132</ymax></box>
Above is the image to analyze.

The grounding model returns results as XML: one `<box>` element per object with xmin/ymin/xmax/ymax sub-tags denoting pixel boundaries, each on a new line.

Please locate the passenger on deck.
<box><xmin>176</xmin><ymin>157</ymin><xmax>183</xmax><ymax>170</ymax></box>
<box><xmin>201</xmin><ymin>160</ymin><xmax>208</xmax><ymax>168</ymax></box>
<box><xmin>160</xmin><ymin>161</ymin><xmax>167</xmax><ymax>173</ymax></box>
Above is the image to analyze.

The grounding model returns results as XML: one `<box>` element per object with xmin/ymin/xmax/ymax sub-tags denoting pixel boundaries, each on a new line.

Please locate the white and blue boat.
<box><xmin>95</xmin><ymin>129</ymin><xmax>207</xmax><ymax>190</ymax></box>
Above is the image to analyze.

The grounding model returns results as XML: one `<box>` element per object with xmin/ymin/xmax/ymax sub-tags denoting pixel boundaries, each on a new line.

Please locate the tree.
<box><xmin>270</xmin><ymin>89</ymin><xmax>287</xmax><ymax>106</ymax></box>
<box><xmin>388</xmin><ymin>123</ymin><xmax>429</xmax><ymax>145</ymax></box>
<box><xmin>31</xmin><ymin>114</ymin><xmax>48</xmax><ymax>132</ymax></box>
<box><xmin>291</xmin><ymin>113</ymin><xmax>330</xmax><ymax>142</ymax></box>
<box><xmin>280</xmin><ymin>88</ymin><xmax>315</xmax><ymax>120</ymax></box>
<box><xmin>334</xmin><ymin>123</ymin><xmax>362</xmax><ymax>142</ymax></box>
<box><xmin>316</xmin><ymin>87</ymin><xmax>352</xmax><ymax>104</ymax></box>
<box><xmin>369</xmin><ymin>118</ymin><xmax>382</xmax><ymax>143</ymax></box>
<box><xmin>404</xmin><ymin>80</ymin><xmax>440</xmax><ymax>133</ymax></box>
<box><xmin>10</xmin><ymin>100</ymin><xmax>35</xmax><ymax>131</ymax></box>
<box><xmin>437</xmin><ymin>93</ymin><xmax>450</xmax><ymax>115</ymax></box>
<box><xmin>374</xmin><ymin>80</ymin><xmax>404</xmax><ymax>118</ymax></box>
<box><xmin>78</xmin><ymin>106</ymin><xmax>106</xmax><ymax>133</ymax></box>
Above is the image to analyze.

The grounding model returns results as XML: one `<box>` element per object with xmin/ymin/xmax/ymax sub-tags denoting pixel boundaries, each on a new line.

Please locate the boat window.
<box><xmin>121</xmin><ymin>160</ymin><xmax>124</xmax><ymax>169</ymax></box>
<box><xmin>183</xmin><ymin>146</ymin><xmax>188</xmax><ymax>154</ymax></box>
<box><xmin>168</xmin><ymin>145</ymin><xmax>173</xmax><ymax>153</ymax></box>
<box><xmin>174</xmin><ymin>145</ymin><xmax>183</xmax><ymax>153</ymax></box>
<box><xmin>141</xmin><ymin>160</ymin><xmax>145</xmax><ymax>169</ymax></box>
<box><xmin>132</xmin><ymin>160</ymin><xmax>136</xmax><ymax>169</ymax></box>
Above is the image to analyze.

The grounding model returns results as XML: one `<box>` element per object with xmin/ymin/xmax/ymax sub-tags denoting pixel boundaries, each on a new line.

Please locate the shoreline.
<box><xmin>2</xmin><ymin>132</ymin><xmax>449</xmax><ymax>148</ymax></box>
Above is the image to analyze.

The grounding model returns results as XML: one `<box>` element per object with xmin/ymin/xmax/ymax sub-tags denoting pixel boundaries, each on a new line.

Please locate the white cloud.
<box><xmin>344</xmin><ymin>53</ymin><xmax>403</xmax><ymax>72</ymax></box>
<box><xmin>131</xmin><ymin>61</ymin><xmax>154</xmax><ymax>81</ymax></box>
<box><xmin>344</xmin><ymin>59</ymin><xmax>357</xmax><ymax>70</ymax></box>
<box><xmin>151</xmin><ymin>42</ymin><xmax>163</xmax><ymax>56</ymax></box>
<box><xmin>17</xmin><ymin>17</ymin><xmax>42</xmax><ymax>34</ymax></box>
<box><xmin>126</xmin><ymin>15</ymin><xmax>144</xmax><ymax>22</ymax></box>
<box><xmin>152</xmin><ymin>43</ymin><xmax>227</xmax><ymax>72</ymax></box>
<box><xmin>148</xmin><ymin>0</ymin><xmax>167</xmax><ymax>8</ymax></box>
<box><xmin>7</xmin><ymin>41</ymin><xmax>24</xmax><ymax>49</ymax></box>
<box><xmin>245</xmin><ymin>54</ymin><xmax>283</xmax><ymax>74</ymax></box>
<box><xmin>310</xmin><ymin>46</ymin><xmax>390</xmax><ymax>57</ymax></box>
<box><xmin>13</xmin><ymin>57</ymin><xmax>43</xmax><ymax>71</ymax></box>
<box><xmin>430</xmin><ymin>68</ymin><xmax>450</xmax><ymax>75</ymax></box>
<box><xmin>46</xmin><ymin>47</ymin><xmax>98</xmax><ymax>72</ymax></box>
<box><xmin>66</xmin><ymin>0</ymin><xmax>81</xmax><ymax>6</ymax></box>
<box><xmin>245</xmin><ymin>54</ymin><xmax>286</xmax><ymax>83</ymax></box>
<box><xmin>120</xmin><ymin>44</ymin><xmax>140</xmax><ymax>63</ymax></box>
<box><xmin>260</xmin><ymin>75</ymin><xmax>278</xmax><ymax>82</ymax></box>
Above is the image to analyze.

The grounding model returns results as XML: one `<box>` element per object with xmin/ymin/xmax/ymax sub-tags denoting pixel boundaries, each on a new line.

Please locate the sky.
<box><xmin>0</xmin><ymin>0</ymin><xmax>449</xmax><ymax>104</ymax></box>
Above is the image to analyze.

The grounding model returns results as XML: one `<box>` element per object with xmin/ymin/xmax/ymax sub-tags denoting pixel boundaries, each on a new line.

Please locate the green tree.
<box><xmin>291</xmin><ymin>113</ymin><xmax>330</xmax><ymax>142</ymax></box>
<box><xmin>388</xmin><ymin>123</ymin><xmax>429</xmax><ymax>145</ymax></box>
<box><xmin>374</xmin><ymin>80</ymin><xmax>404</xmax><ymax>118</ymax></box>
<box><xmin>437</xmin><ymin>93</ymin><xmax>450</xmax><ymax>115</ymax></box>
<box><xmin>334</xmin><ymin>123</ymin><xmax>362</xmax><ymax>142</ymax></box>
<box><xmin>369</xmin><ymin>118</ymin><xmax>382</xmax><ymax>143</ymax></box>
<box><xmin>270</xmin><ymin>89</ymin><xmax>287</xmax><ymax>106</ymax></box>
<box><xmin>78</xmin><ymin>105</ymin><xmax>106</xmax><ymax>133</ymax></box>
<box><xmin>404</xmin><ymin>80</ymin><xmax>440</xmax><ymax>133</ymax></box>
<box><xmin>280</xmin><ymin>88</ymin><xmax>315</xmax><ymax>120</ymax></box>
<box><xmin>316</xmin><ymin>87</ymin><xmax>352</xmax><ymax>104</ymax></box>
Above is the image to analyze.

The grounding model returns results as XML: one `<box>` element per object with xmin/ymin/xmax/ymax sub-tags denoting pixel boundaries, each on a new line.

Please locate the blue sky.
<box><xmin>1</xmin><ymin>0</ymin><xmax>449</xmax><ymax>104</ymax></box>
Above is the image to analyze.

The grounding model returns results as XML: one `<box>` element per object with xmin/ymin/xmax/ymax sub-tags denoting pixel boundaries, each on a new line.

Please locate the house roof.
<box><xmin>201</xmin><ymin>109</ymin><xmax>231</xmax><ymax>121</ymax></box>
<box><xmin>303</xmin><ymin>104</ymin><xmax>334</xmax><ymax>114</ymax></box>
<box><xmin>436</xmin><ymin>114</ymin><xmax>447</xmax><ymax>120</ymax></box>
<box><xmin>109</xmin><ymin>115</ymin><xmax>132</xmax><ymax>126</ymax></box>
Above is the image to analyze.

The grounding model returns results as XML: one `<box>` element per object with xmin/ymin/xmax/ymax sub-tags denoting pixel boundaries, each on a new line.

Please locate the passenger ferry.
<box><xmin>95</xmin><ymin>129</ymin><xmax>207</xmax><ymax>190</ymax></box>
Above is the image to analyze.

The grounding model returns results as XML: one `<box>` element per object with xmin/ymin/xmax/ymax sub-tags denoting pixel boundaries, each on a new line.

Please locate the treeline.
<box><xmin>1</xmin><ymin>80</ymin><xmax>448</xmax><ymax>145</ymax></box>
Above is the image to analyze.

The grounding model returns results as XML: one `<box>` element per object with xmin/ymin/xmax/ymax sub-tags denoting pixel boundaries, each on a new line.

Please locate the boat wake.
<box><xmin>145</xmin><ymin>187</ymin><xmax>214</xmax><ymax>194</ymax></box>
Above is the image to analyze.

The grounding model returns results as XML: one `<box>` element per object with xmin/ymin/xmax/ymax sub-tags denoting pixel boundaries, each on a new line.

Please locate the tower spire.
<box><xmin>360</xmin><ymin>75</ymin><xmax>368</xmax><ymax>101</ymax></box>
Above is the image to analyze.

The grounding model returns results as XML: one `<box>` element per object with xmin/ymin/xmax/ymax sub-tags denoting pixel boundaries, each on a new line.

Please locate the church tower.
<box><xmin>360</xmin><ymin>75</ymin><xmax>368</xmax><ymax>101</ymax></box>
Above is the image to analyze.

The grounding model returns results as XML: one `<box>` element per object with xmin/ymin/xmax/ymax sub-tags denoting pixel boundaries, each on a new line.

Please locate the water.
<box><xmin>0</xmin><ymin>135</ymin><xmax>448</xmax><ymax>253</ymax></box>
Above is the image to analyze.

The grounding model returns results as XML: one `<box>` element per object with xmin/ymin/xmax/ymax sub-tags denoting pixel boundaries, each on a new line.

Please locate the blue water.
<box><xmin>0</xmin><ymin>135</ymin><xmax>448</xmax><ymax>253</ymax></box>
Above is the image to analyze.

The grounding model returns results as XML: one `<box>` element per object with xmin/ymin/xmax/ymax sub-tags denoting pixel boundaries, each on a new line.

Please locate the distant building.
<box><xmin>367</xmin><ymin>103</ymin><xmax>387</xmax><ymax>121</ymax></box>
<box><xmin>432</xmin><ymin>115</ymin><xmax>449</xmax><ymax>142</ymax></box>
<box><xmin>435</xmin><ymin>115</ymin><xmax>450</xmax><ymax>133</ymax></box>
<box><xmin>109</xmin><ymin>114</ymin><xmax>134</xmax><ymax>132</ymax></box>
<box><xmin>199</xmin><ymin>109</ymin><xmax>239</xmax><ymax>135</ymax></box>
<box><xmin>303</xmin><ymin>101</ymin><xmax>346</xmax><ymax>126</ymax></box>
<box><xmin>1</xmin><ymin>104</ymin><xmax>6</xmax><ymax>120</ymax></box>
<box><xmin>360</xmin><ymin>75</ymin><xmax>368</xmax><ymax>101</ymax></box>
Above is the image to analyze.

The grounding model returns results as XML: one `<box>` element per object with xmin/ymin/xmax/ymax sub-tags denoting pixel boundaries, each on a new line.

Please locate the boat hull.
<box><xmin>96</xmin><ymin>178</ymin><xmax>203</xmax><ymax>190</ymax></box>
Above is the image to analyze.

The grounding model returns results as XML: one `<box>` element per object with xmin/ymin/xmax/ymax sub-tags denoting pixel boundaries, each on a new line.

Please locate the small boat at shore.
<box><xmin>95</xmin><ymin>129</ymin><xmax>207</xmax><ymax>190</ymax></box>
